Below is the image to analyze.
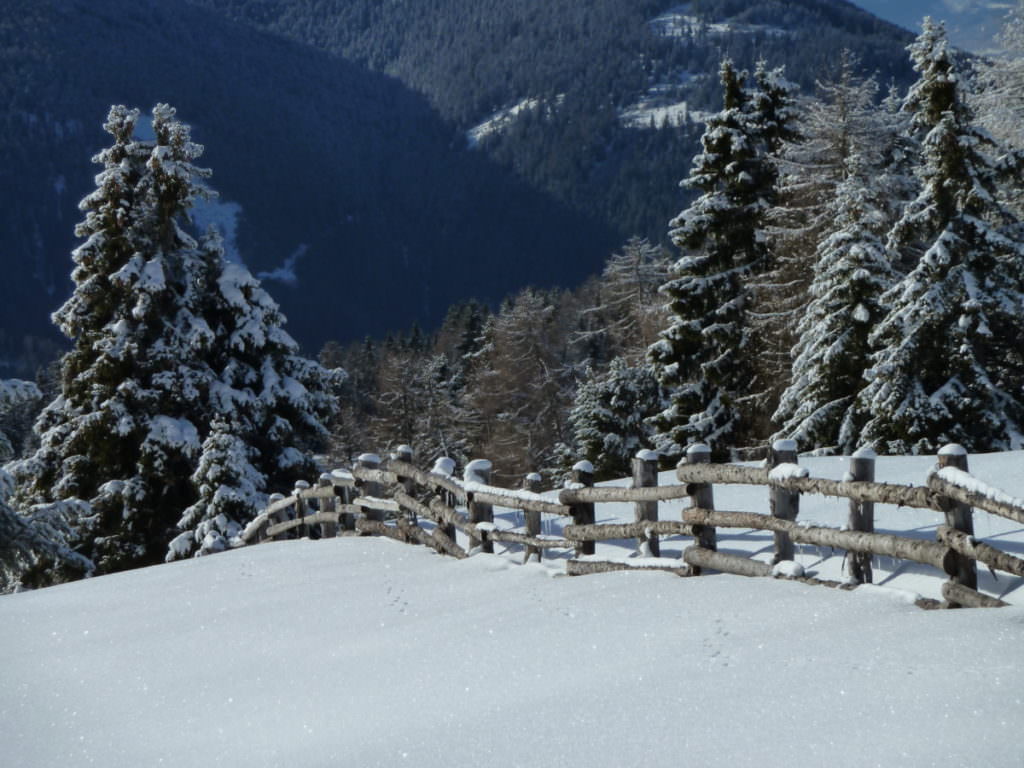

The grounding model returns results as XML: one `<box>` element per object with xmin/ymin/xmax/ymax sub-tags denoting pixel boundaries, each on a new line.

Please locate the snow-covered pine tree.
<box><xmin>0</xmin><ymin>379</ymin><xmax>41</xmax><ymax>460</ymax></box>
<box><xmin>649</xmin><ymin>59</ymin><xmax>793</xmax><ymax>461</ymax></box>
<box><xmin>9</xmin><ymin>104</ymin><xmax>214</xmax><ymax>577</ymax></box>
<box><xmin>166</xmin><ymin>220</ymin><xmax>341</xmax><ymax>560</ymax></box>
<box><xmin>852</xmin><ymin>19</ymin><xmax>1024</xmax><ymax>454</ymax></box>
<box><xmin>973</xmin><ymin>1</ymin><xmax>1024</xmax><ymax>155</ymax></box>
<box><xmin>562</xmin><ymin>357</ymin><xmax>663</xmax><ymax>480</ymax></box>
<box><xmin>11</xmin><ymin>104</ymin><xmax>340</xmax><ymax>576</ymax></box>
<box><xmin>772</xmin><ymin>155</ymin><xmax>897</xmax><ymax>452</ymax></box>
<box><xmin>168</xmin><ymin>420</ymin><xmax>263</xmax><ymax>560</ymax></box>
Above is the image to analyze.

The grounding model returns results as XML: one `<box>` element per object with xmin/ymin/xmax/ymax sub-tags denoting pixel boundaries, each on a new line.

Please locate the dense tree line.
<box><xmin>320</xmin><ymin>12</ymin><xmax>1024</xmax><ymax>478</ymax></box>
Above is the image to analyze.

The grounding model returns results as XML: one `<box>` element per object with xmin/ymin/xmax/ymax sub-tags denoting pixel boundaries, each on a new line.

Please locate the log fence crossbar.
<box><xmin>240</xmin><ymin>443</ymin><xmax>1024</xmax><ymax>610</ymax></box>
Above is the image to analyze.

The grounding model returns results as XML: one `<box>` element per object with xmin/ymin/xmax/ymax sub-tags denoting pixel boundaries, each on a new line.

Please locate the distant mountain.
<box><xmin>1</xmin><ymin>0</ymin><xmax>922</xmax><ymax>374</ymax></box>
<box><xmin>849</xmin><ymin>1</ymin><xmax>1009</xmax><ymax>52</ymax></box>
<box><xmin>0</xmin><ymin>0</ymin><xmax>617</xmax><ymax>374</ymax></box>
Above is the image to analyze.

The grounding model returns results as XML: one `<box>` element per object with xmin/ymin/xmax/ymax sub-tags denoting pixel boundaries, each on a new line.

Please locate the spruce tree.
<box><xmin>563</xmin><ymin>357</ymin><xmax>663</xmax><ymax>480</ymax></box>
<box><xmin>853</xmin><ymin>19</ymin><xmax>1024</xmax><ymax>453</ymax></box>
<box><xmin>773</xmin><ymin>156</ymin><xmax>897</xmax><ymax>452</ymax></box>
<box><xmin>11</xmin><ymin>104</ymin><xmax>340</xmax><ymax>576</ymax></box>
<box><xmin>649</xmin><ymin>59</ymin><xmax>793</xmax><ymax>460</ymax></box>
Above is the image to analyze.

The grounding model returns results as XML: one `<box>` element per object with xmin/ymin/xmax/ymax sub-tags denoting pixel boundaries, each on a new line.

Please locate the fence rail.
<box><xmin>238</xmin><ymin>441</ymin><xmax>1024</xmax><ymax>610</ymax></box>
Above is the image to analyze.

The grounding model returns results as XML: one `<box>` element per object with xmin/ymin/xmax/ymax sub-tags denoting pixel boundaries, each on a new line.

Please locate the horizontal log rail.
<box><xmin>675</xmin><ymin>463</ymin><xmax>941</xmax><ymax>511</ymax></box>
<box><xmin>928</xmin><ymin>469</ymin><xmax>1024</xmax><ymax>527</ymax></box>
<box><xmin>680</xmin><ymin>508</ymin><xmax>953</xmax><ymax>573</ymax></box>
<box><xmin>563</xmin><ymin>520</ymin><xmax>694</xmax><ymax>541</ymax></box>
<box><xmin>566</xmin><ymin>560</ymin><xmax>693</xmax><ymax>577</ymax></box>
<box><xmin>558</xmin><ymin>484</ymin><xmax>693</xmax><ymax>505</ymax></box>
<box><xmin>266</xmin><ymin>510</ymin><xmax>341</xmax><ymax>538</ymax></box>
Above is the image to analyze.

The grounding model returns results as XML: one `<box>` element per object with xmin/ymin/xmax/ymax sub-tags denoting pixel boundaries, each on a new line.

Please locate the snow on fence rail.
<box><xmin>238</xmin><ymin>442</ymin><xmax>1024</xmax><ymax>610</ymax></box>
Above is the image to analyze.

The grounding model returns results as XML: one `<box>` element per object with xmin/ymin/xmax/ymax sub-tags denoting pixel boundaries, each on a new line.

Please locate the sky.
<box><xmin>850</xmin><ymin>0</ymin><xmax>1014</xmax><ymax>51</ymax></box>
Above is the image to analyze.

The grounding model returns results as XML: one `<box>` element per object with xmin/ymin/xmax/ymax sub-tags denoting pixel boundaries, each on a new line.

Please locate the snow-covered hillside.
<box><xmin>2</xmin><ymin>452</ymin><xmax>1024</xmax><ymax>767</ymax></box>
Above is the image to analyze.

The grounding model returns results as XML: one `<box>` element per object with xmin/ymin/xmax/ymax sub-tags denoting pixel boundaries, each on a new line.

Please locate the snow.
<box><xmin>934</xmin><ymin>466</ymin><xmax>1024</xmax><ymax>510</ymax></box>
<box><xmin>767</xmin><ymin>462</ymin><xmax>810</xmax><ymax>481</ymax></box>
<box><xmin>256</xmin><ymin>244</ymin><xmax>307</xmax><ymax>286</ymax></box>
<box><xmin>466</xmin><ymin>97</ymin><xmax>564</xmax><ymax>147</ymax></box>
<box><xmin>635</xmin><ymin>449</ymin><xmax>660</xmax><ymax>461</ymax></box>
<box><xmin>3</xmin><ymin>452</ymin><xmax>1024</xmax><ymax>766</ymax></box>
<box><xmin>770</xmin><ymin>560</ymin><xmax>805</xmax><ymax>578</ymax></box>
<box><xmin>572</xmin><ymin>460</ymin><xmax>595</xmax><ymax>474</ymax></box>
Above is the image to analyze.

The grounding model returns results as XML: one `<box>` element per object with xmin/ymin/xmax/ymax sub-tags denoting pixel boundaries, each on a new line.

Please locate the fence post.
<box><xmin>847</xmin><ymin>447</ymin><xmax>876</xmax><ymax>583</ymax></box>
<box><xmin>332</xmin><ymin>468</ymin><xmax>356</xmax><ymax>533</ymax></box>
<box><xmin>392</xmin><ymin>444</ymin><xmax>417</xmax><ymax>525</ymax></box>
<box><xmin>684</xmin><ymin>444</ymin><xmax>716</xmax><ymax>567</ymax></box>
<box><xmin>523</xmin><ymin>472</ymin><xmax>543</xmax><ymax>564</ymax></box>
<box><xmin>432</xmin><ymin>457</ymin><xmax>458</xmax><ymax>543</ymax></box>
<box><xmin>632</xmin><ymin>450</ymin><xmax>660</xmax><ymax>557</ymax></box>
<box><xmin>464</xmin><ymin>459</ymin><xmax>494</xmax><ymax>553</ymax></box>
<box><xmin>937</xmin><ymin>444</ymin><xmax>977</xmax><ymax>605</ymax></box>
<box><xmin>356</xmin><ymin>453</ymin><xmax>384</xmax><ymax>525</ymax></box>
<box><xmin>294</xmin><ymin>480</ymin><xmax>311</xmax><ymax>538</ymax></box>
<box><xmin>318</xmin><ymin>473</ymin><xmax>337</xmax><ymax>539</ymax></box>
<box><xmin>269</xmin><ymin>493</ymin><xmax>288</xmax><ymax>541</ymax></box>
<box><xmin>769</xmin><ymin>439</ymin><xmax>799</xmax><ymax>564</ymax></box>
<box><xmin>570</xmin><ymin>460</ymin><xmax>596</xmax><ymax>557</ymax></box>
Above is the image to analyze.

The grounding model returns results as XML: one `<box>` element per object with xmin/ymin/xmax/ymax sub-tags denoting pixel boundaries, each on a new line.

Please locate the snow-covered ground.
<box><xmin>2</xmin><ymin>452</ymin><xmax>1024</xmax><ymax>767</ymax></box>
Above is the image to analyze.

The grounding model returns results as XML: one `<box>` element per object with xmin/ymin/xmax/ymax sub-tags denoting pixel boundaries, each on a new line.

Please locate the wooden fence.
<box><xmin>238</xmin><ymin>441</ymin><xmax>1024</xmax><ymax>610</ymax></box>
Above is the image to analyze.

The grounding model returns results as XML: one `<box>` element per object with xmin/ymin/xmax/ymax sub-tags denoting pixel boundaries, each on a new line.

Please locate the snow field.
<box><xmin>4</xmin><ymin>452</ymin><xmax>1024</xmax><ymax>767</ymax></box>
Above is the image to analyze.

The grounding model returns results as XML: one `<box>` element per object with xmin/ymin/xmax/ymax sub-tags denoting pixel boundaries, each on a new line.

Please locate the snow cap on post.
<box><xmin>525</xmin><ymin>472</ymin><xmax>543</xmax><ymax>484</ymax></box>
<box><xmin>357</xmin><ymin>453</ymin><xmax>381</xmax><ymax>466</ymax></box>
<box><xmin>635</xmin><ymin>449</ymin><xmax>659</xmax><ymax>462</ymax></box>
<box><xmin>852</xmin><ymin>446</ymin><xmax>877</xmax><ymax>460</ymax></box>
<box><xmin>772</xmin><ymin>439</ymin><xmax>798</xmax><ymax>454</ymax></box>
<box><xmin>938</xmin><ymin>444</ymin><xmax>967</xmax><ymax>457</ymax></box>
<box><xmin>572</xmin><ymin>460</ymin><xmax>595</xmax><ymax>475</ymax></box>
<box><xmin>686</xmin><ymin>443</ymin><xmax>711</xmax><ymax>457</ymax></box>
<box><xmin>464</xmin><ymin>459</ymin><xmax>493</xmax><ymax>484</ymax></box>
<box><xmin>294</xmin><ymin>479</ymin><xmax>311</xmax><ymax>490</ymax></box>
<box><xmin>431</xmin><ymin>457</ymin><xmax>456</xmax><ymax>477</ymax></box>
<box><xmin>393</xmin><ymin>445</ymin><xmax>414</xmax><ymax>462</ymax></box>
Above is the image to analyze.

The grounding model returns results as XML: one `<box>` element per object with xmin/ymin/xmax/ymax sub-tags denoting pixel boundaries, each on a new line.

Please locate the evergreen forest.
<box><xmin>1</xmin><ymin>4</ymin><xmax>1023</xmax><ymax>592</ymax></box>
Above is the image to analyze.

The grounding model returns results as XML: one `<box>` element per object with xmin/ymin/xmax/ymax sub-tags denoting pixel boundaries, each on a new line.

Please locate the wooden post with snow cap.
<box><xmin>333</xmin><ymin>468</ymin><xmax>356</xmax><ymax>532</ymax></box>
<box><xmin>847</xmin><ymin>447</ymin><xmax>876</xmax><ymax>583</ymax></box>
<box><xmin>523</xmin><ymin>472</ymin><xmax>543</xmax><ymax>563</ymax></box>
<box><xmin>392</xmin><ymin>445</ymin><xmax>417</xmax><ymax>525</ymax></box>
<box><xmin>769</xmin><ymin>439</ymin><xmax>800</xmax><ymax>564</ymax></box>
<box><xmin>937</xmin><ymin>444</ymin><xmax>977</xmax><ymax>603</ymax></box>
<box><xmin>632</xmin><ymin>449</ymin><xmax>660</xmax><ymax>557</ymax></box>
<box><xmin>293</xmin><ymin>480</ymin><xmax>312</xmax><ymax>538</ymax></box>
<box><xmin>464</xmin><ymin>459</ymin><xmax>494</xmax><ymax>553</ymax></box>
<box><xmin>318</xmin><ymin>473</ymin><xmax>337</xmax><ymax>538</ymax></box>
<box><xmin>682</xmin><ymin>444</ymin><xmax>716</xmax><ymax>560</ymax></box>
<box><xmin>356</xmin><ymin>453</ymin><xmax>384</xmax><ymax>524</ymax></box>
<box><xmin>269</xmin><ymin>493</ymin><xmax>288</xmax><ymax>541</ymax></box>
<box><xmin>570</xmin><ymin>460</ymin><xmax>596</xmax><ymax>557</ymax></box>
<box><xmin>432</xmin><ymin>457</ymin><xmax>458</xmax><ymax>543</ymax></box>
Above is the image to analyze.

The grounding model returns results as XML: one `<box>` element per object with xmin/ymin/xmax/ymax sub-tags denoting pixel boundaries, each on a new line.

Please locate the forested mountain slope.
<box><xmin>1</xmin><ymin>0</ymin><xmax>919</xmax><ymax>374</ymax></box>
<box><xmin>0</xmin><ymin>0</ymin><xmax>616</xmax><ymax>373</ymax></box>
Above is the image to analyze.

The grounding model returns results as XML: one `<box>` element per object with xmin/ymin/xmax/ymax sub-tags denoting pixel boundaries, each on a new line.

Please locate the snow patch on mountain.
<box><xmin>466</xmin><ymin>95</ymin><xmax>564</xmax><ymax>147</ymax></box>
<box><xmin>650</xmin><ymin>7</ymin><xmax>795</xmax><ymax>40</ymax></box>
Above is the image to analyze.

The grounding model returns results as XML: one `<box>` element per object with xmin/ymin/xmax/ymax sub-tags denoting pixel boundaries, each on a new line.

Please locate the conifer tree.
<box><xmin>853</xmin><ymin>19</ymin><xmax>1024</xmax><ymax>453</ymax></box>
<box><xmin>11</xmin><ymin>104</ymin><xmax>339</xmax><ymax>576</ymax></box>
<box><xmin>773</xmin><ymin>156</ymin><xmax>897</xmax><ymax>452</ymax></box>
<box><xmin>562</xmin><ymin>357</ymin><xmax>663</xmax><ymax>480</ymax></box>
<box><xmin>649</xmin><ymin>59</ymin><xmax>794</xmax><ymax>460</ymax></box>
